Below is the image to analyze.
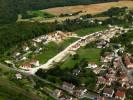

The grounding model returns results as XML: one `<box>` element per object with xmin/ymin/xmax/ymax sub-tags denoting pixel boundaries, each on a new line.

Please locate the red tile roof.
<box><xmin>115</xmin><ymin>90</ymin><xmax>125</xmax><ymax>97</ymax></box>
<box><xmin>124</xmin><ymin>54</ymin><xmax>131</xmax><ymax>66</ymax></box>
<box><xmin>21</xmin><ymin>63</ymin><xmax>31</xmax><ymax>68</ymax></box>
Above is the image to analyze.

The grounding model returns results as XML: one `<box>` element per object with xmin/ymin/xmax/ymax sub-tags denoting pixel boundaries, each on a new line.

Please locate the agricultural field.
<box><xmin>43</xmin><ymin>1</ymin><xmax>133</xmax><ymax>16</ymax></box>
<box><xmin>18</xmin><ymin>1</ymin><xmax>133</xmax><ymax>23</ymax></box>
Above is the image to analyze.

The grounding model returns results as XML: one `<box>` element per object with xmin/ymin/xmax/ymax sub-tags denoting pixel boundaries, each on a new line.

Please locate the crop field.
<box><xmin>43</xmin><ymin>1</ymin><xmax>133</xmax><ymax>15</ymax></box>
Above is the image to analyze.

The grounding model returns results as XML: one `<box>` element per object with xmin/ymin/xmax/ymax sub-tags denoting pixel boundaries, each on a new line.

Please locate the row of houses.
<box><xmin>52</xmin><ymin>82</ymin><xmax>87</xmax><ymax>100</ymax></box>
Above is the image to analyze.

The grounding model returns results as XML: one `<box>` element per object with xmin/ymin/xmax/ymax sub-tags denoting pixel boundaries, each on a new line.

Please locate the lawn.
<box><xmin>77</xmin><ymin>47</ymin><xmax>101</xmax><ymax>64</ymax></box>
<box><xmin>61</xmin><ymin>56</ymin><xmax>79</xmax><ymax>70</ymax></box>
<box><xmin>26</xmin><ymin>10</ymin><xmax>55</xmax><ymax>19</ymax></box>
<box><xmin>61</xmin><ymin>47</ymin><xmax>101</xmax><ymax>69</ymax></box>
<box><xmin>35</xmin><ymin>42</ymin><xmax>59</xmax><ymax>64</ymax></box>
<box><xmin>75</xmin><ymin>25</ymin><xmax>106</xmax><ymax>36</ymax></box>
<box><xmin>35</xmin><ymin>38</ymin><xmax>78</xmax><ymax>64</ymax></box>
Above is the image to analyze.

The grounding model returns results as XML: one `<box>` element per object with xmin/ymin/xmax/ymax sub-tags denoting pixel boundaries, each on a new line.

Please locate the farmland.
<box><xmin>43</xmin><ymin>1</ymin><xmax>133</xmax><ymax>16</ymax></box>
<box><xmin>18</xmin><ymin>1</ymin><xmax>133</xmax><ymax>23</ymax></box>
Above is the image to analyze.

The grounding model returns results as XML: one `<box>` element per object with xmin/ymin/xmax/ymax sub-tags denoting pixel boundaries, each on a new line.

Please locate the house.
<box><xmin>115</xmin><ymin>90</ymin><xmax>125</xmax><ymax>100</ymax></box>
<box><xmin>15</xmin><ymin>52</ymin><xmax>21</xmax><ymax>57</ymax></box>
<box><xmin>97</xmin><ymin>76</ymin><xmax>107</xmax><ymax>85</ymax></box>
<box><xmin>120</xmin><ymin>74</ymin><xmax>128</xmax><ymax>82</ymax></box>
<box><xmin>106</xmin><ymin>74</ymin><xmax>116</xmax><ymax>84</ymax></box>
<box><xmin>87</xmin><ymin>63</ymin><xmax>98</xmax><ymax>69</ymax></box>
<box><xmin>113</xmin><ymin>57</ymin><xmax>120</xmax><ymax>69</ymax></box>
<box><xmin>33</xmin><ymin>38</ymin><xmax>42</xmax><ymax>43</ymax></box>
<box><xmin>93</xmin><ymin>67</ymin><xmax>102</xmax><ymax>74</ymax></box>
<box><xmin>131</xmin><ymin>41</ymin><xmax>133</xmax><ymax>45</ymax></box>
<box><xmin>16</xmin><ymin>73</ymin><xmax>22</xmax><ymax>79</ymax></box>
<box><xmin>4</xmin><ymin>60</ymin><xmax>12</xmax><ymax>64</ymax></box>
<box><xmin>62</xmin><ymin>82</ymin><xmax>75</xmax><ymax>94</ymax></box>
<box><xmin>21</xmin><ymin>56</ymin><xmax>27</xmax><ymax>60</ymax></box>
<box><xmin>52</xmin><ymin>89</ymin><xmax>62</xmax><ymax>98</ymax></box>
<box><xmin>30</xmin><ymin>60</ymin><xmax>40</xmax><ymax>67</ymax></box>
<box><xmin>20</xmin><ymin>63</ymin><xmax>31</xmax><ymax>70</ymax></box>
<box><xmin>73</xmin><ymin>68</ymin><xmax>81</xmax><ymax>76</ymax></box>
<box><xmin>108</xmin><ymin>68</ymin><xmax>116</xmax><ymax>74</ymax></box>
<box><xmin>97</xmin><ymin>39</ymin><xmax>109</xmax><ymax>48</ymax></box>
<box><xmin>124</xmin><ymin>54</ymin><xmax>133</xmax><ymax>69</ymax></box>
<box><xmin>103</xmin><ymin>88</ymin><xmax>114</xmax><ymax>98</ymax></box>
<box><xmin>74</xmin><ymin>87</ymin><xmax>87</xmax><ymax>97</ymax></box>
<box><xmin>96</xmin><ymin>96</ymin><xmax>105</xmax><ymax>100</ymax></box>
<box><xmin>23</xmin><ymin>46</ymin><xmax>29</xmax><ymax>51</ymax></box>
<box><xmin>101</xmin><ymin>52</ymin><xmax>114</xmax><ymax>63</ymax></box>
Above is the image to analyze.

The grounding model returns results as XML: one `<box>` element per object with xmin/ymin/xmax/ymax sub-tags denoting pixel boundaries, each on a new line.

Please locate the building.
<box><xmin>115</xmin><ymin>90</ymin><xmax>125</xmax><ymax>100</ymax></box>
<box><xmin>87</xmin><ymin>63</ymin><xmax>98</xmax><ymax>69</ymax></box>
<box><xmin>93</xmin><ymin>67</ymin><xmax>102</xmax><ymax>74</ymax></box>
<box><xmin>20</xmin><ymin>63</ymin><xmax>31</xmax><ymax>70</ymax></box>
<box><xmin>16</xmin><ymin>73</ymin><xmax>22</xmax><ymax>79</ymax></box>
<box><xmin>124</xmin><ymin>54</ymin><xmax>133</xmax><ymax>69</ymax></box>
<box><xmin>113</xmin><ymin>57</ymin><xmax>120</xmax><ymax>69</ymax></box>
<box><xmin>62</xmin><ymin>82</ymin><xmax>75</xmax><ymax>94</ymax></box>
<box><xmin>103</xmin><ymin>88</ymin><xmax>114</xmax><ymax>98</ymax></box>
<box><xmin>97</xmin><ymin>76</ymin><xmax>107</xmax><ymax>85</ymax></box>
<box><xmin>30</xmin><ymin>60</ymin><xmax>40</xmax><ymax>67</ymax></box>
<box><xmin>74</xmin><ymin>87</ymin><xmax>87</xmax><ymax>97</ymax></box>
<box><xmin>52</xmin><ymin>89</ymin><xmax>62</xmax><ymax>98</ymax></box>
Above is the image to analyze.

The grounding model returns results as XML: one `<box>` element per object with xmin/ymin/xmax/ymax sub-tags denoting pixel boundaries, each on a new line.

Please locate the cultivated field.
<box><xmin>43</xmin><ymin>1</ymin><xmax>133</xmax><ymax>15</ymax></box>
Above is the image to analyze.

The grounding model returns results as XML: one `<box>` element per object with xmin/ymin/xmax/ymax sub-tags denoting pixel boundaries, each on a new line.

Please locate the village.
<box><xmin>47</xmin><ymin>26</ymin><xmax>133</xmax><ymax>100</ymax></box>
<box><xmin>2</xmin><ymin>24</ymin><xmax>133</xmax><ymax>100</ymax></box>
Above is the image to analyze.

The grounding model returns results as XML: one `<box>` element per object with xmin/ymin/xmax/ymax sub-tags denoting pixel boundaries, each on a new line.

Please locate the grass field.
<box><xmin>61</xmin><ymin>47</ymin><xmax>101</xmax><ymax>69</ymax></box>
<box><xmin>77</xmin><ymin>48</ymin><xmax>101</xmax><ymax>64</ymax></box>
<box><xmin>0</xmin><ymin>64</ymin><xmax>41</xmax><ymax>100</ymax></box>
<box><xmin>0</xmin><ymin>77</ymin><xmax>42</xmax><ymax>100</ymax></box>
<box><xmin>75</xmin><ymin>25</ymin><xmax>106</xmax><ymax>36</ymax></box>
<box><xmin>44</xmin><ymin>1</ymin><xmax>133</xmax><ymax>16</ymax></box>
<box><xmin>35</xmin><ymin>38</ymin><xmax>78</xmax><ymax>64</ymax></box>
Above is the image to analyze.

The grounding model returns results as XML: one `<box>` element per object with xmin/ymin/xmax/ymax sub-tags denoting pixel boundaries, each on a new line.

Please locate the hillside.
<box><xmin>0</xmin><ymin>0</ymin><xmax>114</xmax><ymax>23</ymax></box>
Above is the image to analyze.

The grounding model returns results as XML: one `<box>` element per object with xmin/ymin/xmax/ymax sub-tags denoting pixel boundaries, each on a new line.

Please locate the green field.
<box><xmin>35</xmin><ymin>38</ymin><xmax>78</xmax><ymax>64</ymax></box>
<box><xmin>0</xmin><ymin>77</ymin><xmax>41</xmax><ymax>100</ymax></box>
<box><xmin>0</xmin><ymin>64</ymin><xmax>41</xmax><ymax>100</ymax></box>
<box><xmin>22</xmin><ymin>10</ymin><xmax>55</xmax><ymax>19</ymax></box>
<box><xmin>77</xmin><ymin>47</ymin><xmax>101</xmax><ymax>64</ymax></box>
<box><xmin>75</xmin><ymin>25</ymin><xmax>106</xmax><ymax>36</ymax></box>
<box><xmin>61</xmin><ymin>47</ymin><xmax>101</xmax><ymax>69</ymax></box>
